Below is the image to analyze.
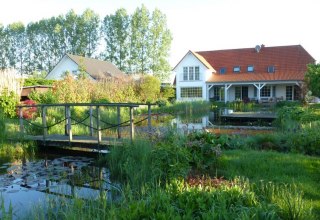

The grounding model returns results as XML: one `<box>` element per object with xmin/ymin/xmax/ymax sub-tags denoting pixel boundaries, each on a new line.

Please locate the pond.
<box><xmin>0</xmin><ymin>150</ymin><xmax>116</xmax><ymax>219</ymax></box>
<box><xmin>169</xmin><ymin>107</ymin><xmax>276</xmax><ymax>134</ymax></box>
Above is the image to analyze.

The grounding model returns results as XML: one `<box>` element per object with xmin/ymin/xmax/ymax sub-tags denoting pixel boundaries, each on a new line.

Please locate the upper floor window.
<box><xmin>267</xmin><ymin>65</ymin><xmax>275</xmax><ymax>73</ymax></box>
<box><xmin>183</xmin><ymin>67</ymin><xmax>188</xmax><ymax>80</ymax></box>
<box><xmin>219</xmin><ymin>67</ymin><xmax>226</xmax><ymax>74</ymax></box>
<box><xmin>233</xmin><ymin>66</ymin><xmax>241</xmax><ymax>73</ymax></box>
<box><xmin>189</xmin><ymin>67</ymin><xmax>194</xmax><ymax>80</ymax></box>
<box><xmin>247</xmin><ymin>65</ymin><xmax>254</xmax><ymax>72</ymax></box>
<box><xmin>195</xmin><ymin>66</ymin><xmax>200</xmax><ymax>80</ymax></box>
<box><xmin>182</xmin><ymin>66</ymin><xmax>200</xmax><ymax>81</ymax></box>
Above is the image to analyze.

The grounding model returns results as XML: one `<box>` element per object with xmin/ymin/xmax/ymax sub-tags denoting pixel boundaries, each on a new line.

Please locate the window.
<box><xmin>212</xmin><ymin>86</ymin><xmax>225</xmax><ymax>101</ymax></box>
<box><xmin>182</xmin><ymin>66</ymin><xmax>200</xmax><ymax>81</ymax></box>
<box><xmin>188</xmin><ymin>67</ymin><xmax>194</xmax><ymax>80</ymax></box>
<box><xmin>235</xmin><ymin>87</ymin><xmax>241</xmax><ymax>99</ymax></box>
<box><xmin>195</xmin><ymin>66</ymin><xmax>200</xmax><ymax>80</ymax></box>
<box><xmin>219</xmin><ymin>67</ymin><xmax>226</xmax><ymax>74</ymax></box>
<box><xmin>233</xmin><ymin>66</ymin><xmax>241</xmax><ymax>73</ymax></box>
<box><xmin>267</xmin><ymin>65</ymin><xmax>275</xmax><ymax>73</ymax></box>
<box><xmin>247</xmin><ymin>65</ymin><xmax>254</xmax><ymax>72</ymax></box>
<box><xmin>181</xmin><ymin>87</ymin><xmax>202</xmax><ymax>98</ymax></box>
<box><xmin>261</xmin><ymin>86</ymin><xmax>271</xmax><ymax>97</ymax></box>
<box><xmin>183</xmin><ymin>67</ymin><xmax>188</xmax><ymax>80</ymax></box>
<box><xmin>286</xmin><ymin>86</ymin><xmax>293</xmax><ymax>100</ymax></box>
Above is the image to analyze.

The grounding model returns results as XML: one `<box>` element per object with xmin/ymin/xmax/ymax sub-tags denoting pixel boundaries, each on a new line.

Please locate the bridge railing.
<box><xmin>17</xmin><ymin>102</ymin><xmax>156</xmax><ymax>144</ymax></box>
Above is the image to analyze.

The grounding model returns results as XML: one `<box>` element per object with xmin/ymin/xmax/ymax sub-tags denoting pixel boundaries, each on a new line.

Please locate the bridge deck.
<box><xmin>25</xmin><ymin>134</ymin><xmax>124</xmax><ymax>151</ymax></box>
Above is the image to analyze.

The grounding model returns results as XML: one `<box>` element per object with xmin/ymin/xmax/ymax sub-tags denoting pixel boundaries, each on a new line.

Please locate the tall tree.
<box><xmin>79</xmin><ymin>9</ymin><xmax>100</xmax><ymax>57</ymax></box>
<box><xmin>102</xmin><ymin>8</ymin><xmax>130</xmax><ymax>72</ymax></box>
<box><xmin>130</xmin><ymin>5</ymin><xmax>151</xmax><ymax>74</ymax></box>
<box><xmin>0</xmin><ymin>24</ymin><xmax>9</xmax><ymax>69</ymax></box>
<box><xmin>149</xmin><ymin>9</ymin><xmax>172</xmax><ymax>81</ymax></box>
<box><xmin>5</xmin><ymin>22</ymin><xmax>27</xmax><ymax>74</ymax></box>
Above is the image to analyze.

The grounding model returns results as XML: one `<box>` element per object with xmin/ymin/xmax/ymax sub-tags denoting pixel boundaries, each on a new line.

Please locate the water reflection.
<box><xmin>172</xmin><ymin>108</ymin><xmax>275</xmax><ymax>133</ymax></box>
<box><xmin>0</xmin><ymin>155</ymin><xmax>114</xmax><ymax>219</ymax></box>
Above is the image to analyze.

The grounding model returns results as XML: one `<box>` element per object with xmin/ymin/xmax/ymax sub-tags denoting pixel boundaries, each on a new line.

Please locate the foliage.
<box><xmin>17</xmin><ymin>99</ymin><xmax>37</xmax><ymax>119</ymax></box>
<box><xmin>1</xmin><ymin>6</ymin><xmax>171</xmax><ymax>76</ymax></box>
<box><xmin>102</xmin><ymin>8</ymin><xmax>130</xmax><ymax>72</ymax></box>
<box><xmin>138</xmin><ymin>75</ymin><xmax>160</xmax><ymax>102</ymax></box>
<box><xmin>23</xmin><ymin>78</ymin><xmax>55</xmax><ymax>86</ymax></box>
<box><xmin>0</xmin><ymin>90</ymin><xmax>19</xmax><ymax>118</ymax></box>
<box><xmin>227</xmin><ymin>100</ymin><xmax>258</xmax><ymax>112</ymax></box>
<box><xmin>305</xmin><ymin>63</ymin><xmax>320</xmax><ymax>97</ymax></box>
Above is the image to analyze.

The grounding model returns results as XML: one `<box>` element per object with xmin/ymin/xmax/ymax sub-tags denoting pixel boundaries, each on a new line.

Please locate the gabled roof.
<box><xmin>66</xmin><ymin>54</ymin><xmax>126</xmax><ymax>80</ymax></box>
<box><xmin>172</xmin><ymin>50</ymin><xmax>215</xmax><ymax>71</ymax></box>
<box><xmin>196</xmin><ymin>45</ymin><xmax>315</xmax><ymax>83</ymax></box>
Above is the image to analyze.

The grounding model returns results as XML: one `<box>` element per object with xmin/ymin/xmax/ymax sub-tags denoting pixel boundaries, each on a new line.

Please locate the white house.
<box><xmin>45</xmin><ymin>54</ymin><xmax>126</xmax><ymax>80</ymax></box>
<box><xmin>173</xmin><ymin>45</ymin><xmax>315</xmax><ymax>102</ymax></box>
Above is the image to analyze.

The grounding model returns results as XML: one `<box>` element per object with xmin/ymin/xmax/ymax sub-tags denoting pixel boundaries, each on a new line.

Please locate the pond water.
<box><xmin>0</xmin><ymin>151</ymin><xmax>115</xmax><ymax>219</ymax></box>
<box><xmin>170</xmin><ymin>107</ymin><xmax>276</xmax><ymax>133</ymax></box>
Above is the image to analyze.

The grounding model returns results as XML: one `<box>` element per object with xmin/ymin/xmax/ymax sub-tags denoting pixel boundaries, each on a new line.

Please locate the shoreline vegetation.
<box><xmin>1</xmin><ymin>100</ymin><xmax>320</xmax><ymax>219</ymax></box>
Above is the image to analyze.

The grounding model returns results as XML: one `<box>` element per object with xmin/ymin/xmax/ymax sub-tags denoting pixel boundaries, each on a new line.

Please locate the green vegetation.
<box><xmin>1</xmin><ymin>5</ymin><xmax>172</xmax><ymax>78</ymax></box>
<box><xmin>22</xmin><ymin>130</ymin><xmax>319</xmax><ymax>219</ymax></box>
<box><xmin>305</xmin><ymin>63</ymin><xmax>320</xmax><ymax>98</ymax></box>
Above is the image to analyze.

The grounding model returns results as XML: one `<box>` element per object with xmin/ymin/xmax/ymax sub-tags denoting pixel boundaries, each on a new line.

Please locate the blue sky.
<box><xmin>1</xmin><ymin>0</ymin><xmax>319</xmax><ymax>65</ymax></box>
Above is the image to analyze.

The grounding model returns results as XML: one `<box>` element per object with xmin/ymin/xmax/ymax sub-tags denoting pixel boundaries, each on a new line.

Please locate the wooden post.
<box><xmin>19</xmin><ymin>106</ymin><xmax>24</xmax><ymax>134</ymax></box>
<box><xmin>41</xmin><ymin>106</ymin><xmax>47</xmax><ymax>140</ymax></box>
<box><xmin>66</xmin><ymin>105</ymin><xmax>72</xmax><ymax>141</ymax></box>
<box><xmin>129</xmin><ymin>106</ymin><xmax>134</xmax><ymax>141</ymax></box>
<box><xmin>117</xmin><ymin>106</ymin><xmax>121</xmax><ymax>139</ymax></box>
<box><xmin>148</xmin><ymin>104</ymin><xmax>152</xmax><ymax>133</ymax></box>
<box><xmin>89</xmin><ymin>106</ymin><xmax>94</xmax><ymax>136</ymax></box>
<box><xmin>65</xmin><ymin>106</ymin><xmax>68</xmax><ymax>135</ymax></box>
<box><xmin>97</xmin><ymin>106</ymin><xmax>101</xmax><ymax>144</ymax></box>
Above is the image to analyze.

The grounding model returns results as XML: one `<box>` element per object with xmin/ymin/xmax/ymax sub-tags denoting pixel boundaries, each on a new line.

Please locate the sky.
<box><xmin>0</xmin><ymin>0</ymin><xmax>319</xmax><ymax>66</ymax></box>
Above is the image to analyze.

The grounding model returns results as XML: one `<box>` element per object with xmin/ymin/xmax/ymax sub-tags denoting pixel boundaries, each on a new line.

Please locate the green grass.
<box><xmin>219</xmin><ymin>149</ymin><xmax>320</xmax><ymax>217</ymax></box>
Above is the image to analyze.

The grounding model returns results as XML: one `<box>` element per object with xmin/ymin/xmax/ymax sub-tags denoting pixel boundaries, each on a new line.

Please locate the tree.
<box><xmin>102</xmin><ymin>8</ymin><xmax>130</xmax><ymax>72</ymax></box>
<box><xmin>305</xmin><ymin>63</ymin><xmax>320</xmax><ymax>97</ymax></box>
<box><xmin>5</xmin><ymin>22</ymin><xmax>27</xmax><ymax>74</ymax></box>
<box><xmin>130</xmin><ymin>5</ymin><xmax>151</xmax><ymax>74</ymax></box>
<box><xmin>149</xmin><ymin>9</ymin><xmax>172</xmax><ymax>81</ymax></box>
<box><xmin>0</xmin><ymin>24</ymin><xmax>9</xmax><ymax>69</ymax></box>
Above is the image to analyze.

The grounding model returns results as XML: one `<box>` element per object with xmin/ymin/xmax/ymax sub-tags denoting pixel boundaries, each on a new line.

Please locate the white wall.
<box><xmin>174</xmin><ymin>52</ymin><xmax>211</xmax><ymax>101</ymax></box>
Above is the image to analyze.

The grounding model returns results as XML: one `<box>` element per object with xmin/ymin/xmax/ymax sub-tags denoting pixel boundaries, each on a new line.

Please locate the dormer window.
<box><xmin>219</xmin><ymin>67</ymin><xmax>226</xmax><ymax>74</ymax></box>
<box><xmin>267</xmin><ymin>65</ymin><xmax>275</xmax><ymax>73</ymax></box>
<box><xmin>247</xmin><ymin>65</ymin><xmax>254</xmax><ymax>72</ymax></box>
<box><xmin>233</xmin><ymin>66</ymin><xmax>241</xmax><ymax>73</ymax></box>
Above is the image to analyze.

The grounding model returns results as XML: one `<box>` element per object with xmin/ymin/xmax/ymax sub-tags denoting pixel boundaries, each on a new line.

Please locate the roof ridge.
<box><xmin>196</xmin><ymin>44</ymin><xmax>302</xmax><ymax>53</ymax></box>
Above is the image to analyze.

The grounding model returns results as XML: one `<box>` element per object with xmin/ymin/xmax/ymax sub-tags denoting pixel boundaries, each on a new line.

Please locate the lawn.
<box><xmin>219</xmin><ymin>149</ymin><xmax>320</xmax><ymax>217</ymax></box>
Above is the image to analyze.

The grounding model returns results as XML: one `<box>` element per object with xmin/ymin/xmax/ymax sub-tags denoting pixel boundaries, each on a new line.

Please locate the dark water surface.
<box><xmin>0</xmin><ymin>150</ymin><xmax>113</xmax><ymax>219</ymax></box>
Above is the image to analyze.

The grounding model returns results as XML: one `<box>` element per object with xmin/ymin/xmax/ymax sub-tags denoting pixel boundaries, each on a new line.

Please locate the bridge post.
<box><xmin>148</xmin><ymin>104</ymin><xmax>152</xmax><ymax>133</ymax></box>
<box><xmin>41</xmin><ymin>106</ymin><xmax>47</xmax><ymax>140</ymax></box>
<box><xmin>97</xmin><ymin>106</ymin><xmax>101</xmax><ymax>144</ymax></box>
<box><xmin>66</xmin><ymin>105</ymin><xmax>72</xmax><ymax>141</ymax></box>
<box><xmin>19</xmin><ymin>106</ymin><xmax>24</xmax><ymax>134</ymax></box>
<box><xmin>89</xmin><ymin>106</ymin><xmax>94</xmax><ymax>136</ymax></box>
<box><xmin>117</xmin><ymin>106</ymin><xmax>121</xmax><ymax>139</ymax></box>
<box><xmin>129</xmin><ymin>106</ymin><xmax>134</xmax><ymax>141</ymax></box>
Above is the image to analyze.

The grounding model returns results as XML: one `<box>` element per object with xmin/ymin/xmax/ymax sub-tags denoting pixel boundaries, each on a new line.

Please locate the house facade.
<box><xmin>45</xmin><ymin>54</ymin><xmax>126</xmax><ymax>80</ymax></box>
<box><xmin>173</xmin><ymin>45</ymin><xmax>315</xmax><ymax>102</ymax></box>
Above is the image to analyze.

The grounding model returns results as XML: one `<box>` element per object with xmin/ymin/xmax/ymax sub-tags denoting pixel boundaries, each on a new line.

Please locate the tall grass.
<box><xmin>0</xmin><ymin>69</ymin><xmax>23</xmax><ymax>97</ymax></box>
<box><xmin>220</xmin><ymin>150</ymin><xmax>320</xmax><ymax>217</ymax></box>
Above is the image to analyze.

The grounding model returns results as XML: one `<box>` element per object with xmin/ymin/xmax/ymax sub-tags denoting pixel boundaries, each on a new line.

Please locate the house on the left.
<box><xmin>45</xmin><ymin>54</ymin><xmax>126</xmax><ymax>80</ymax></box>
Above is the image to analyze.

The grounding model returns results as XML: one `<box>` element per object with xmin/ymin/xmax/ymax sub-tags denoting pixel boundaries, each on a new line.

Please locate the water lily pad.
<box><xmin>7</xmin><ymin>189</ymin><xmax>20</xmax><ymax>193</ymax></box>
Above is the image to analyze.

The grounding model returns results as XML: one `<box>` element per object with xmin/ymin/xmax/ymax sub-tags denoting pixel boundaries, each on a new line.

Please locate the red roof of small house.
<box><xmin>195</xmin><ymin>45</ymin><xmax>315</xmax><ymax>83</ymax></box>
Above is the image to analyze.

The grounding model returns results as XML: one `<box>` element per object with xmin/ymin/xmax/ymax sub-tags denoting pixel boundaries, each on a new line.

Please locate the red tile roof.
<box><xmin>195</xmin><ymin>45</ymin><xmax>315</xmax><ymax>83</ymax></box>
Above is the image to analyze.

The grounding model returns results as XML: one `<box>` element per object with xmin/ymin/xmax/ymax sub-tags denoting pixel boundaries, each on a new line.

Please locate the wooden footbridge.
<box><xmin>17</xmin><ymin>102</ymin><xmax>155</xmax><ymax>151</ymax></box>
